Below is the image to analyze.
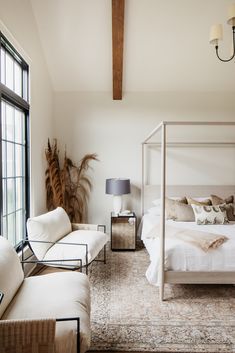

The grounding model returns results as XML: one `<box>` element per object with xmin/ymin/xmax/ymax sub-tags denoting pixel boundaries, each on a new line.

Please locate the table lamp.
<box><xmin>105</xmin><ymin>178</ymin><xmax>130</xmax><ymax>215</ymax></box>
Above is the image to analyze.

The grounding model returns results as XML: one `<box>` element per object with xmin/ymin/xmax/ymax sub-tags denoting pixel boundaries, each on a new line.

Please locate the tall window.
<box><xmin>0</xmin><ymin>33</ymin><xmax>29</xmax><ymax>246</ymax></box>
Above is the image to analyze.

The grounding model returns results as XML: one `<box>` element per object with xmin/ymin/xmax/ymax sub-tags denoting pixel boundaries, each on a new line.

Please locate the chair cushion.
<box><xmin>0</xmin><ymin>236</ymin><xmax>24</xmax><ymax>318</ymax></box>
<box><xmin>27</xmin><ymin>207</ymin><xmax>72</xmax><ymax>260</ymax></box>
<box><xmin>2</xmin><ymin>272</ymin><xmax>90</xmax><ymax>353</ymax></box>
<box><xmin>43</xmin><ymin>230</ymin><xmax>109</xmax><ymax>267</ymax></box>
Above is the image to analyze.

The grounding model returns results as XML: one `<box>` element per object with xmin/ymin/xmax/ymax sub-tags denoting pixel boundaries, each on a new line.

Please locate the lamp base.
<box><xmin>113</xmin><ymin>195</ymin><xmax>122</xmax><ymax>215</ymax></box>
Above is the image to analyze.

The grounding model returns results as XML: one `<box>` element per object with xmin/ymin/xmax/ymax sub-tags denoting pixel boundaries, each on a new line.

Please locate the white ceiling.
<box><xmin>30</xmin><ymin>0</ymin><xmax>235</xmax><ymax>92</ymax></box>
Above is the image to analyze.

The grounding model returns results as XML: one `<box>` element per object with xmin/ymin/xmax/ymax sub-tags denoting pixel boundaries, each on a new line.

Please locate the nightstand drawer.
<box><xmin>111</xmin><ymin>213</ymin><xmax>136</xmax><ymax>250</ymax></box>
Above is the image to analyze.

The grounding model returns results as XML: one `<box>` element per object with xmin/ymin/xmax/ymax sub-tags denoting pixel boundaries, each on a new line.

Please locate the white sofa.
<box><xmin>26</xmin><ymin>207</ymin><xmax>109</xmax><ymax>272</ymax></box>
<box><xmin>0</xmin><ymin>236</ymin><xmax>90</xmax><ymax>353</ymax></box>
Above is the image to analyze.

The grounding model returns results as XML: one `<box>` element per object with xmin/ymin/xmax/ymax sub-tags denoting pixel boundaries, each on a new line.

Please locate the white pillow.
<box><xmin>152</xmin><ymin>197</ymin><xmax>186</xmax><ymax>206</ymax></box>
<box><xmin>147</xmin><ymin>206</ymin><xmax>161</xmax><ymax>216</ymax></box>
<box><xmin>27</xmin><ymin>207</ymin><xmax>72</xmax><ymax>260</ymax></box>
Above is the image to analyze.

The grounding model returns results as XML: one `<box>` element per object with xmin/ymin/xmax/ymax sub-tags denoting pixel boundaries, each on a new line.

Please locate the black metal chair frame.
<box><xmin>57</xmin><ymin>317</ymin><xmax>80</xmax><ymax>353</ymax></box>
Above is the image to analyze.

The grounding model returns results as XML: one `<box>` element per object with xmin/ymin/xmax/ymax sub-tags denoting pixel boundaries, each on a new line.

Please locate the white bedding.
<box><xmin>140</xmin><ymin>214</ymin><xmax>235</xmax><ymax>286</ymax></box>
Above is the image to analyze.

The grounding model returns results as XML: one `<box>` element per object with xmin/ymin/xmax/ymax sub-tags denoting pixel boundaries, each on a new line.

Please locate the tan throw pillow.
<box><xmin>192</xmin><ymin>204</ymin><xmax>229</xmax><ymax>225</ymax></box>
<box><xmin>165</xmin><ymin>197</ymin><xmax>187</xmax><ymax>220</ymax></box>
<box><xmin>223</xmin><ymin>203</ymin><xmax>235</xmax><ymax>221</ymax></box>
<box><xmin>187</xmin><ymin>197</ymin><xmax>212</xmax><ymax>206</ymax></box>
<box><xmin>174</xmin><ymin>203</ymin><xmax>195</xmax><ymax>222</ymax></box>
<box><xmin>211</xmin><ymin>194</ymin><xmax>234</xmax><ymax>205</ymax></box>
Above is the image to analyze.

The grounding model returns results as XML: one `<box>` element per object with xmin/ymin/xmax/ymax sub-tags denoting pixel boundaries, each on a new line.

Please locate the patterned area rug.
<box><xmin>89</xmin><ymin>243</ymin><xmax>235</xmax><ymax>352</ymax></box>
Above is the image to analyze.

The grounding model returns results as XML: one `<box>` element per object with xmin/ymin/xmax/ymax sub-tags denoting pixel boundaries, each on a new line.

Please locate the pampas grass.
<box><xmin>45</xmin><ymin>139</ymin><xmax>98</xmax><ymax>222</ymax></box>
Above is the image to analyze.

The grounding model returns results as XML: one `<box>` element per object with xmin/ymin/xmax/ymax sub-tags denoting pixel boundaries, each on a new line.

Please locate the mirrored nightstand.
<box><xmin>111</xmin><ymin>212</ymin><xmax>136</xmax><ymax>251</ymax></box>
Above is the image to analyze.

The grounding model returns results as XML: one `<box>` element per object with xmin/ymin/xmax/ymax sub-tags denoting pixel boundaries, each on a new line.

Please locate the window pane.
<box><xmin>15</xmin><ymin>109</ymin><xmax>24</xmax><ymax>144</ymax></box>
<box><xmin>14</xmin><ymin>61</ymin><xmax>22</xmax><ymax>96</ymax></box>
<box><xmin>7</xmin><ymin>213</ymin><xmax>15</xmax><ymax>246</ymax></box>
<box><xmin>2</xmin><ymin>141</ymin><xmax>6</xmax><ymax>178</ymax></box>
<box><xmin>16</xmin><ymin>178</ymin><xmax>23</xmax><ymax>210</ymax></box>
<box><xmin>1</xmin><ymin>47</ymin><xmax>6</xmax><ymax>85</ymax></box>
<box><xmin>16</xmin><ymin>210</ymin><xmax>23</xmax><ymax>244</ymax></box>
<box><xmin>6</xmin><ymin>142</ymin><xmax>14</xmax><ymax>177</ymax></box>
<box><xmin>1</xmin><ymin>101</ymin><xmax>6</xmax><ymax>140</ymax></box>
<box><xmin>5</xmin><ymin>52</ymin><xmax>14</xmax><ymax>91</ymax></box>
<box><xmin>15</xmin><ymin>145</ymin><xmax>24</xmax><ymax>176</ymax></box>
<box><xmin>6</xmin><ymin>103</ymin><xmax>14</xmax><ymax>141</ymax></box>
<box><xmin>23</xmin><ymin>70</ymin><xmax>28</xmax><ymax>101</ymax></box>
<box><xmin>7</xmin><ymin>178</ymin><xmax>15</xmax><ymax>214</ymax></box>
<box><xmin>2</xmin><ymin>216</ymin><xmax>7</xmax><ymax>238</ymax></box>
<box><xmin>2</xmin><ymin>179</ymin><xmax>7</xmax><ymax>216</ymax></box>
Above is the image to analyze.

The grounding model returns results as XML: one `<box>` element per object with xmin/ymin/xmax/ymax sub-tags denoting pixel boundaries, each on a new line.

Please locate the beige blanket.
<box><xmin>0</xmin><ymin>318</ymin><xmax>56</xmax><ymax>353</ymax></box>
<box><xmin>146</xmin><ymin>223</ymin><xmax>228</xmax><ymax>252</ymax></box>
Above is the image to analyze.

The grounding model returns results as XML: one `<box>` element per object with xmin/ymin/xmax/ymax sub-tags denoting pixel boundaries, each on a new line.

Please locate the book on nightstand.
<box><xmin>118</xmin><ymin>210</ymin><xmax>134</xmax><ymax>217</ymax></box>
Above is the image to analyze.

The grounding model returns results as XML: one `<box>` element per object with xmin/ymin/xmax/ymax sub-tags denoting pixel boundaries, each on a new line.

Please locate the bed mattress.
<box><xmin>140</xmin><ymin>214</ymin><xmax>235</xmax><ymax>286</ymax></box>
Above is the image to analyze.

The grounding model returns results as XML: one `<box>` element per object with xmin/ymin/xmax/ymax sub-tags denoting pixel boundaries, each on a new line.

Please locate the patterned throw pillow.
<box><xmin>192</xmin><ymin>204</ymin><xmax>229</xmax><ymax>225</ymax></box>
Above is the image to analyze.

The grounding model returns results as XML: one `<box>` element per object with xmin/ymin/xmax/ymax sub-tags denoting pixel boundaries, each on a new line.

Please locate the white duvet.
<box><xmin>140</xmin><ymin>214</ymin><xmax>235</xmax><ymax>286</ymax></box>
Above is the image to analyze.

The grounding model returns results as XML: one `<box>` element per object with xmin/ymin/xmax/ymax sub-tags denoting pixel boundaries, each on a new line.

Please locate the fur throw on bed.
<box><xmin>146</xmin><ymin>223</ymin><xmax>228</xmax><ymax>252</ymax></box>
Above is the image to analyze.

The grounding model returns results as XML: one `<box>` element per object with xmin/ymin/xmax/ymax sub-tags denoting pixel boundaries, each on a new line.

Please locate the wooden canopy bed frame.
<box><xmin>141</xmin><ymin>121</ymin><xmax>235</xmax><ymax>301</ymax></box>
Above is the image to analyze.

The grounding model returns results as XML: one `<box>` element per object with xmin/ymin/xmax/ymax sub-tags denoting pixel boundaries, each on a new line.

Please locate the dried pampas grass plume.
<box><xmin>45</xmin><ymin>138</ymin><xmax>98</xmax><ymax>222</ymax></box>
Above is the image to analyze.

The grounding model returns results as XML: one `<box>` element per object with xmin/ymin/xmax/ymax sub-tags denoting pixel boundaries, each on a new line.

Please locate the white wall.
<box><xmin>54</xmin><ymin>91</ymin><xmax>235</xmax><ymax>231</ymax></box>
<box><xmin>0</xmin><ymin>0</ymin><xmax>54</xmax><ymax>216</ymax></box>
<box><xmin>1</xmin><ymin>0</ymin><xmax>235</xmax><ymax>236</ymax></box>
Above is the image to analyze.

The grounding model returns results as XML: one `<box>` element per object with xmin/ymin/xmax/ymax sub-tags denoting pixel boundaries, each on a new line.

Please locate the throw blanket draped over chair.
<box><xmin>0</xmin><ymin>318</ymin><xmax>56</xmax><ymax>353</ymax></box>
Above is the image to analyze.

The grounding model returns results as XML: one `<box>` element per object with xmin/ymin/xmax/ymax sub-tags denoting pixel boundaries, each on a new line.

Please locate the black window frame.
<box><xmin>0</xmin><ymin>32</ymin><xmax>30</xmax><ymax>249</ymax></box>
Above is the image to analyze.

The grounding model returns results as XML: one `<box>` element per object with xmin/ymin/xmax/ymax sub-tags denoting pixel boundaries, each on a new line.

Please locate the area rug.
<box><xmin>89</xmin><ymin>243</ymin><xmax>235</xmax><ymax>352</ymax></box>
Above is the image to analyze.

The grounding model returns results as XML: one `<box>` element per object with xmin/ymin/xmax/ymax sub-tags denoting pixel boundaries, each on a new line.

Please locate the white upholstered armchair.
<box><xmin>0</xmin><ymin>236</ymin><xmax>90</xmax><ymax>353</ymax></box>
<box><xmin>23</xmin><ymin>207</ymin><xmax>109</xmax><ymax>274</ymax></box>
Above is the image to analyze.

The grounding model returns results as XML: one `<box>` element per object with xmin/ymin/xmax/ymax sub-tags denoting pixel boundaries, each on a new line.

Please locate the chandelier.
<box><xmin>210</xmin><ymin>4</ymin><xmax>235</xmax><ymax>62</ymax></box>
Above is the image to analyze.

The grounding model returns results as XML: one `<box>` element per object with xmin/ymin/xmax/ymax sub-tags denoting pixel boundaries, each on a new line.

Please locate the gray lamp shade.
<box><xmin>105</xmin><ymin>178</ymin><xmax>130</xmax><ymax>196</ymax></box>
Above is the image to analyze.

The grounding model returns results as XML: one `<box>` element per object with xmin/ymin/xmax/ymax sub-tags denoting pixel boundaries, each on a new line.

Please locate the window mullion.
<box><xmin>0</xmin><ymin>83</ymin><xmax>29</xmax><ymax>111</ymax></box>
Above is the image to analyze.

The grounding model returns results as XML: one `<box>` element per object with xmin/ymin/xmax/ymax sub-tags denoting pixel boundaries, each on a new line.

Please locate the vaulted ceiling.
<box><xmin>30</xmin><ymin>0</ymin><xmax>235</xmax><ymax>92</ymax></box>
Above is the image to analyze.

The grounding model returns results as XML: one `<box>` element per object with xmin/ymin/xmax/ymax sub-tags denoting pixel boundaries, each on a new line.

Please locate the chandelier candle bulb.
<box><xmin>227</xmin><ymin>4</ymin><xmax>235</xmax><ymax>25</ymax></box>
<box><xmin>210</xmin><ymin>4</ymin><xmax>235</xmax><ymax>62</ymax></box>
<box><xmin>209</xmin><ymin>24</ymin><xmax>223</xmax><ymax>44</ymax></box>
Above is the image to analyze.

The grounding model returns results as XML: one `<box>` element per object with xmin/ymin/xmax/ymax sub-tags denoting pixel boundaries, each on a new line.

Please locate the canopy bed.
<box><xmin>141</xmin><ymin>121</ymin><xmax>235</xmax><ymax>301</ymax></box>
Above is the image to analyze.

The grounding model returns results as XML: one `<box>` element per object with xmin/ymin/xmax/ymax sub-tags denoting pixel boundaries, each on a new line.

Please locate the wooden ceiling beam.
<box><xmin>112</xmin><ymin>0</ymin><xmax>125</xmax><ymax>100</ymax></box>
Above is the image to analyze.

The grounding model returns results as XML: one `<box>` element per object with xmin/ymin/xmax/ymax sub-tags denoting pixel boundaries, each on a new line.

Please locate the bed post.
<box><xmin>141</xmin><ymin>143</ymin><xmax>145</xmax><ymax>216</ymax></box>
<box><xmin>159</xmin><ymin>122</ymin><xmax>166</xmax><ymax>301</ymax></box>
